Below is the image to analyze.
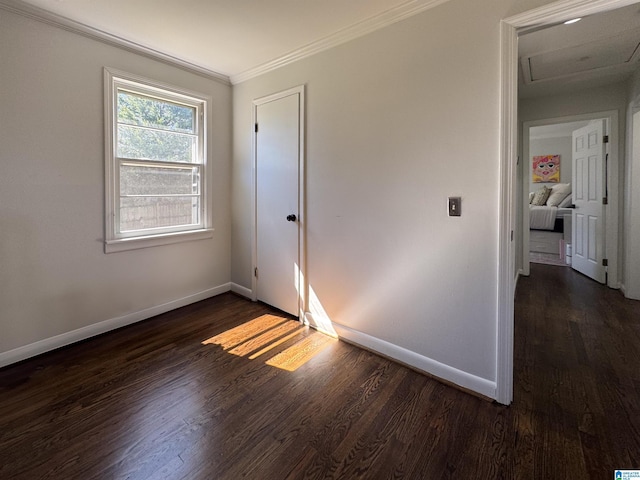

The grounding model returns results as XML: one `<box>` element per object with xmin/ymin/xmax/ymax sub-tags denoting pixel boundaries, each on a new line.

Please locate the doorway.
<box><xmin>521</xmin><ymin>113</ymin><xmax>618</xmax><ymax>285</ymax></box>
<box><xmin>252</xmin><ymin>86</ymin><xmax>306</xmax><ymax>317</ymax></box>
<box><xmin>497</xmin><ymin>0</ymin><xmax>634</xmax><ymax>405</ymax></box>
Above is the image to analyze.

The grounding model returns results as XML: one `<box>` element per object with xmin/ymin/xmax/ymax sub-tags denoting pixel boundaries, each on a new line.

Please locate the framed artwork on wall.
<box><xmin>532</xmin><ymin>155</ymin><xmax>560</xmax><ymax>183</ymax></box>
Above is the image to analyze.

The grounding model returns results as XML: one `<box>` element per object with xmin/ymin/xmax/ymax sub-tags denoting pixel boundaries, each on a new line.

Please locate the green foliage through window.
<box><xmin>117</xmin><ymin>91</ymin><xmax>194</xmax><ymax>133</ymax></box>
<box><xmin>117</xmin><ymin>91</ymin><xmax>196</xmax><ymax>163</ymax></box>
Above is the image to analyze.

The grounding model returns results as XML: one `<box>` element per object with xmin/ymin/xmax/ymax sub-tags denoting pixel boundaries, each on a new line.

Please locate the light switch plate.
<box><xmin>448</xmin><ymin>197</ymin><xmax>461</xmax><ymax>216</ymax></box>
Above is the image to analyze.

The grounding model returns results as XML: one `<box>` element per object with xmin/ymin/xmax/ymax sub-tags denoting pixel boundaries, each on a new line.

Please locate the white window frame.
<box><xmin>104</xmin><ymin>68</ymin><xmax>213</xmax><ymax>253</ymax></box>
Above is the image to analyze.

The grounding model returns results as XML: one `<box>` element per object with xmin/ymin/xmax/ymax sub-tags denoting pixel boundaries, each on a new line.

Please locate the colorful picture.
<box><xmin>532</xmin><ymin>155</ymin><xmax>560</xmax><ymax>183</ymax></box>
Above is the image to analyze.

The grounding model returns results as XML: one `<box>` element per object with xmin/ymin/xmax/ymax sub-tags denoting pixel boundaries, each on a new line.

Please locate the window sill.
<box><xmin>105</xmin><ymin>228</ymin><xmax>214</xmax><ymax>253</ymax></box>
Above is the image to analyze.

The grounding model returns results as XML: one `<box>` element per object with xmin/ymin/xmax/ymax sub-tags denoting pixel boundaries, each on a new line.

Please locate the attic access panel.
<box><xmin>525</xmin><ymin>28</ymin><xmax>640</xmax><ymax>82</ymax></box>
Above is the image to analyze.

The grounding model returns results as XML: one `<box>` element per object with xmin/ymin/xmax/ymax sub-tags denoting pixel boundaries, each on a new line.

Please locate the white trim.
<box><xmin>298</xmin><ymin>88</ymin><xmax>307</xmax><ymax>319</ymax></box>
<box><xmin>0</xmin><ymin>0</ymin><xmax>230</xmax><ymax>85</ymax></box>
<box><xmin>230</xmin><ymin>0</ymin><xmax>452</xmax><ymax>84</ymax></box>
<box><xmin>521</xmin><ymin>111</ymin><xmax>620</xmax><ymax>288</ymax></box>
<box><xmin>330</xmin><ymin>320</ymin><xmax>497</xmax><ymax>400</ymax></box>
<box><xmin>0</xmin><ymin>284</ymin><xmax>231</xmax><ymax>368</ymax></box>
<box><xmin>497</xmin><ymin>20</ymin><xmax>518</xmax><ymax>406</ymax></box>
<box><xmin>231</xmin><ymin>283</ymin><xmax>253</xmax><ymax>299</ymax></box>
<box><xmin>104</xmin><ymin>228</ymin><xmax>215</xmax><ymax>253</ymax></box>
<box><xmin>498</xmin><ymin>0</ymin><xmax>634</xmax><ymax>406</ymax></box>
<box><xmin>522</xmin><ymin>116</ymin><xmax>531</xmax><ymax>277</ymax></box>
<box><xmin>251</xmin><ymin>86</ymin><xmax>307</xmax><ymax>316</ymax></box>
<box><xmin>303</xmin><ymin>313</ymin><xmax>338</xmax><ymax>338</ymax></box>
<box><xmin>508</xmin><ymin>0</ymin><xmax>640</xmax><ymax>29</ymax></box>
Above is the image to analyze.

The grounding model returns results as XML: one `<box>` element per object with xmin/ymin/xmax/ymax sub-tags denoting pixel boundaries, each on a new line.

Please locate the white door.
<box><xmin>572</xmin><ymin>120</ymin><xmax>606</xmax><ymax>284</ymax></box>
<box><xmin>255</xmin><ymin>89</ymin><xmax>302</xmax><ymax>316</ymax></box>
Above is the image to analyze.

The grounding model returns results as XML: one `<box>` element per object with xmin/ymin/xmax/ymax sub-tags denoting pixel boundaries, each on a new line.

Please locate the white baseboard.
<box><xmin>327</xmin><ymin>319</ymin><xmax>497</xmax><ymax>400</ymax></box>
<box><xmin>0</xmin><ymin>283</ymin><xmax>232</xmax><ymax>369</ymax></box>
<box><xmin>303</xmin><ymin>312</ymin><xmax>338</xmax><ymax>337</ymax></box>
<box><xmin>230</xmin><ymin>283</ymin><xmax>252</xmax><ymax>299</ymax></box>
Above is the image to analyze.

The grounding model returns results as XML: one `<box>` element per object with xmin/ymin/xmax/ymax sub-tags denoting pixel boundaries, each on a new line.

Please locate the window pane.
<box><xmin>117</xmin><ymin>124</ymin><xmax>196</xmax><ymax>163</ymax></box>
<box><xmin>120</xmin><ymin>164</ymin><xmax>198</xmax><ymax>196</ymax></box>
<box><xmin>117</xmin><ymin>91</ymin><xmax>195</xmax><ymax>134</ymax></box>
<box><xmin>120</xmin><ymin>197</ymin><xmax>200</xmax><ymax>232</ymax></box>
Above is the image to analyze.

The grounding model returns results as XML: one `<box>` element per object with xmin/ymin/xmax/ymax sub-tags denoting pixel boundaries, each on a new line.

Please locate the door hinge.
<box><xmin>254</xmin><ymin>267</ymin><xmax>258</xmax><ymax>278</ymax></box>
<box><xmin>603</xmin><ymin>197</ymin><xmax>608</xmax><ymax>205</ymax></box>
<box><xmin>603</xmin><ymin>135</ymin><xmax>609</xmax><ymax>143</ymax></box>
<box><xmin>255</xmin><ymin>123</ymin><xmax>259</xmax><ymax>133</ymax></box>
<box><xmin>602</xmin><ymin>258</ymin><xmax>608</xmax><ymax>267</ymax></box>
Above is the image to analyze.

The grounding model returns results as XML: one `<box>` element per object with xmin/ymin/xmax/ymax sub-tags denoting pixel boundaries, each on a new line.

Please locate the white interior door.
<box><xmin>572</xmin><ymin>120</ymin><xmax>606</xmax><ymax>284</ymax></box>
<box><xmin>255</xmin><ymin>90</ymin><xmax>301</xmax><ymax>316</ymax></box>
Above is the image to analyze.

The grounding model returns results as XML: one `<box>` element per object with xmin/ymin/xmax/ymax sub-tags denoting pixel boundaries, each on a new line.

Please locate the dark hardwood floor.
<box><xmin>1</xmin><ymin>264</ymin><xmax>639</xmax><ymax>479</ymax></box>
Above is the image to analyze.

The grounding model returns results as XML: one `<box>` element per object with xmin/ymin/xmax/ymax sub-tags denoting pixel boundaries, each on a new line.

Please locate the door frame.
<box><xmin>498</xmin><ymin>0</ymin><xmax>632</xmax><ymax>405</ymax></box>
<box><xmin>251</xmin><ymin>85</ymin><xmax>306</xmax><ymax>318</ymax></box>
<box><xmin>521</xmin><ymin>111</ymin><xmax>619</xmax><ymax>284</ymax></box>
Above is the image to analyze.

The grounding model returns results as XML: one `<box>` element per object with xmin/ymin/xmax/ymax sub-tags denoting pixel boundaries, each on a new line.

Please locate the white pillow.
<box><xmin>558</xmin><ymin>194</ymin><xmax>573</xmax><ymax>208</ymax></box>
<box><xmin>547</xmin><ymin>183</ymin><xmax>571</xmax><ymax>206</ymax></box>
<box><xmin>529</xmin><ymin>192</ymin><xmax>535</xmax><ymax>204</ymax></box>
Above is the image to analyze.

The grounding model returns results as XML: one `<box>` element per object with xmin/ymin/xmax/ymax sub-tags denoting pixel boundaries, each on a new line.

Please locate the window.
<box><xmin>104</xmin><ymin>69</ymin><xmax>212</xmax><ymax>252</ymax></box>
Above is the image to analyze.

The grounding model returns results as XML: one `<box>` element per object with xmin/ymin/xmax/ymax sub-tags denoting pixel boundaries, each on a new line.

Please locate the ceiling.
<box><xmin>2</xmin><ymin>0</ymin><xmax>449</xmax><ymax>83</ymax></box>
<box><xmin>3</xmin><ymin>0</ymin><xmax>640</xmax><ymax>91</ymax></box>
<box><xmin>519</xmin><ymin>2</ymin><xmax>640</xmax><ymax>98</ymax></box>
<box><xmin>529</xmin><ymin>120</ymin><xmax>590</xmax><ymax>139</ymax></box>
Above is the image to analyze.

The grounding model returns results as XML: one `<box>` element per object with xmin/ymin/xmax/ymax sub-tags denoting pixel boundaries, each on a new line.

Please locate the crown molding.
<box><xmin>506</xmin><ymin>0</ymin><xmax>640</xmax><ymax>30</ymax></box>
<box><xmin>230</xmin><ymin>0</ymin><xmax>452</xmax><ymax>84</ymax></box>
<box><xmin>0</xmin><ymin>0</ymin><xmax>231</xmax><ymax>85</ymax></box>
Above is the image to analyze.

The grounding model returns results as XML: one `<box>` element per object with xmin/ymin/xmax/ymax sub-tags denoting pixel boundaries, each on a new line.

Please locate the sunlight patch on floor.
<box><xmin>202</xmin><ymin>314</ymin><xmax>287</xmax><ymax>350</ymax></box>
<box><xmin>266</xmin><ymin>332</ymin><xmax>335</xmax><ymax>372</ymax></box>
<box><xmin>202</xmin><ymin>313</ymin><xmax>336</xmax><ymax>371</ymax></box>
<box><xmin>228</xmin><ymin>320</ymin><xmax>301</xmax><ymax>356</ymax></box>
<box><xmin>248</xmin><ymin>329</ymin><xmax>304</xmax><ymax>360</ymax></box>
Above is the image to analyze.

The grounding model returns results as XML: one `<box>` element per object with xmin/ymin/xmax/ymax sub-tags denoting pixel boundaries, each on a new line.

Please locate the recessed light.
<box><xmin>564</xmin><ymin>18</ymin><xmax>582</xmax><ymax>24</ymax></box>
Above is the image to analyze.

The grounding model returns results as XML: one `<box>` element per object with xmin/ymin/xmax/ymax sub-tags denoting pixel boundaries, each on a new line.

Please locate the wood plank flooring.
<box><xmin>1</xmin><ymin>264</ymin><xmax>639</xmax><ymax>479</ymax></box>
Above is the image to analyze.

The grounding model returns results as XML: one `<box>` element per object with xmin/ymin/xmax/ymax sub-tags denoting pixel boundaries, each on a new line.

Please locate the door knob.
<box><xmin>286</xmin><ymin>214</ymin><xmax>297</xmax><ymax>222</ymax></box>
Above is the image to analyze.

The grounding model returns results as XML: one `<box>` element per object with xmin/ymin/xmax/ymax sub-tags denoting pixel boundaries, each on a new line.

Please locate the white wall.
<box><xmin>0</xmin><ymin>10</ymin><xmax>232</xmax><ymax>363</ymax></box>
<box><xmin>232</xmin><ymin>0</ymin><xmax>557</xmax><ymax>397</ymax></box>
<box><xmin>529</xmin><ymin>136</ymin><xmax>572</xmax><ymax>193</ymax></box>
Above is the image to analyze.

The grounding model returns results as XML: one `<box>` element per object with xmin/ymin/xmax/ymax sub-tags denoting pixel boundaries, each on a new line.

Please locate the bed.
<box><xmin>529</xmin><ymin>183</ymin><xmax>573</xmax><ymax>255</ymax></box>
<box><xmin>529</xmin><ymin>183</ymin><xmax>572</xmax><ymax>231</ymax></box>
<box><xmin>530</xmin><ymin>205</ymin><xmax>573</xmax><ymax>231</ymax></box>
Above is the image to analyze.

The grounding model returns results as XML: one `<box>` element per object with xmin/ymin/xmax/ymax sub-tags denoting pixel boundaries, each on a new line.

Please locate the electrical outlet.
<box><xmin>448</xmin><ymin>197</ymin><xmax>461</xmax><ymax>216</ymax></box>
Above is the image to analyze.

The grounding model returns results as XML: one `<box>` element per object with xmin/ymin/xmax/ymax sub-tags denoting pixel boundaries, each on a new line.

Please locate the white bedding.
<box><xmin>530</xmin><ymin>206</ymin><xmax>572</xmax><ymax>230</ymax></box>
